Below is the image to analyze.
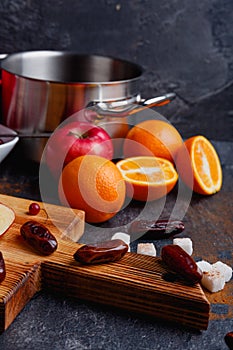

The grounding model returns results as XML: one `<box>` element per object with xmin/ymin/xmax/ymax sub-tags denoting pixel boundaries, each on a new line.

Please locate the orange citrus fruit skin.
<box><xmin>176</xmin><ymin>135</ymin><xmax>222</xmax><ymax>195</ymax></box>
<box><xmin>97</xmin><ymin>117</ymin><xmax>129</xmax><ymax>158</ymax></box>
<box><xmin>58</xmin><ymin>155</ymin><xmax>126</xmax><ymax>223</ymax></box>
<box><xmin>116</xmin><ymin>156</ymin><xmax>178</xmax><ymax>201</ymax></box>
<box><xmin>123</xmin><ymin>119</ymin><xmax>183</xmax><ymax>163</ymax></box>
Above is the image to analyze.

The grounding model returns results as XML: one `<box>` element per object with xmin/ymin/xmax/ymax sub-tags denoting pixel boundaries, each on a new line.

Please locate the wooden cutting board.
<box><xmin>0</xmin><ymin>193</ymin><xmax>210</xmax><ymax>332</ymax></box>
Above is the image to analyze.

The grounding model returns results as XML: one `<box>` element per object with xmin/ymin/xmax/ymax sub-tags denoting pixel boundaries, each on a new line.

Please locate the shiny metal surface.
<box><xmin>89</xmin><ymin>92</ymin><xmax>176</xmax><ymax>117</ymax></box>
<box><xmin>1</xmin><ymin>51</ymin><xmax>143</xmax><ymax>83</ymax></box>
<box><xmin>1</xmin><ymin>51</ymin><xmax>174</xmax><ymax>161</ymax></box>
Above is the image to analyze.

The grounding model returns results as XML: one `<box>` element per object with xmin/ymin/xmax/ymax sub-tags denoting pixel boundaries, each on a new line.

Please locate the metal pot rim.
<box><xmin>1</xmin><ymin>51</ymin><xmax>143</xmax><ymax>84</ymax></box>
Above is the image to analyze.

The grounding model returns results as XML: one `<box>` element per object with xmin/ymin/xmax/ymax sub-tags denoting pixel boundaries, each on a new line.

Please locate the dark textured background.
<box><xmin>0</xmin><ymin>0</ymin><xmax>233</xmax><ymax>141</ymax></box>
<box><xmin>0</xmin><ymin>3</ymin><xmax>233</xmax><ymax>348</ymax></box>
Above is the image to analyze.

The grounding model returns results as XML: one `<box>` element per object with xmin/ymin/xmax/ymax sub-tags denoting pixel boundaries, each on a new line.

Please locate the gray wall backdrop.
<box><xmin>0</xmin><ymin>0</ymin><xmax>233</xmax><ymax>141</ymax></box>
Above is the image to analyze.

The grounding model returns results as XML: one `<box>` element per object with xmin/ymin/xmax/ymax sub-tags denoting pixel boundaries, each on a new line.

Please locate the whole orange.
<box><xmin>58</xmin><ymin>155</ymin><xmax>126</xmax><ymax>223</ymax></box>
<box><xmin>123</xmin><ymin>119</ymin><xmax>183</xmax><ymax>163</ymax></box>
<box><xmin>97</xmin><ymin>116</ymin><xmax>129</xmax><ymax>158</ymax></box>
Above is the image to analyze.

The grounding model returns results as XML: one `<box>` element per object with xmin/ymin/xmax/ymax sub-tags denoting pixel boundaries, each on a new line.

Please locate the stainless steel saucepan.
<box><xmin>0</xmin><ymin>51</ymin><xmax>175</xmax><ymax>161</ymax></box>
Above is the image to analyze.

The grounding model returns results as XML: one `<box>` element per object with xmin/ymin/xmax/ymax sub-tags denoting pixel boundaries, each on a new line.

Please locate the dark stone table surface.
<box><xmin>0</xmin><ymin>140</ymin><xmax>232</xmax><ymax>350</ymax></box>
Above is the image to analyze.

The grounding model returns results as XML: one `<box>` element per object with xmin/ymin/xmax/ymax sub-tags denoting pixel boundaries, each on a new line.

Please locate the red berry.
<box><xmin>28</xmin><ymin>203</ymin><xmax>40</xmax><ymax>215</ymax></box>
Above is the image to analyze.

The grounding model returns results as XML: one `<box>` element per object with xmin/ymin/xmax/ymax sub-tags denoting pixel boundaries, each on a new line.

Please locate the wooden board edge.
<box><xmin>41</xmin><ymin>259</ymin><xmax>210</xmax><ymax>330</ymax></box>
<box><xmin>0</xmin><ymin>262</ymin><xmax>42</xmax><ymax>332</ymax></box>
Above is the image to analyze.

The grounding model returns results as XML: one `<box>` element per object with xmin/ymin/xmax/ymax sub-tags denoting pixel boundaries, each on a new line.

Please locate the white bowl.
<box><xmin>0</xmin><ymin>125</ymin><xmax>19</xmax><ymax>163</ymax></box>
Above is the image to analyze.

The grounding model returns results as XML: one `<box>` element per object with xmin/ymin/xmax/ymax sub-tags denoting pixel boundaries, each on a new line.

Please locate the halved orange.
<box><xmin>116</xmin><ymin>156</ymin><xmax>178</xmax><ymax>201</ymax></box>
<box><xmin>176</xmin><ymin>135</ymin><xmax>222</xmax><ymax>195</ymax></box>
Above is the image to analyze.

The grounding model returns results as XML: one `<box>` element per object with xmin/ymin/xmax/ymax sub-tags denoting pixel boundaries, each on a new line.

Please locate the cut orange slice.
<box><xmin>116</xmin><ymin>156</ymin><xmax>178</xmax><ymax>201</ymax></box>
<box><xmin>177</xmin><ymin>135</ymin><xmax>222</xmax><ymax>195</ymax></box>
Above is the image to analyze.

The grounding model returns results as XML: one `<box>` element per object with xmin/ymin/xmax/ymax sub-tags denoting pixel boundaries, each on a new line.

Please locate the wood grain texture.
<box><xmin>182</xmin><ymin>192</ymin><xmax>233</xmax><ymax>321</ymax></box>
<box><xmin>0</xmin><ymin>194</ymin><xmax>210</xmax><ymax>332</ymax></box>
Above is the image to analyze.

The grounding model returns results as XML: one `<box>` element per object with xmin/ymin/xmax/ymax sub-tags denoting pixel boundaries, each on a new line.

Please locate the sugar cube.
<box><xmin>173</xmin><ymin>237</ymin><xmax>193</xmax><ymax>255</ymax></box>
<box><xmin>212</xmin><ymin>261</ymin><xmax>232</xmax><ymax>282</ymax></box>
<box><xmin>197</xmin><ymin>260</ymin><xmax>212</xmax><ymax>273</ymax></box>
<box><xmin>201</xmin><ymin>270</ymin><xmax>225</xmax><ymax>293</ymax></box>
<box><xmin>137</xmin><ymin>243</ymin><xmax>156</xmax><ymax>257</ymax></box>
<box><xmin>197</xmin><ymin>259</ymin><xmax>232</xmax><ymax>293</ymax></box>
<box><xmin>111</xmin><ymin>232</ymin><xmax>130</xmax><ymax>252</ymax></box>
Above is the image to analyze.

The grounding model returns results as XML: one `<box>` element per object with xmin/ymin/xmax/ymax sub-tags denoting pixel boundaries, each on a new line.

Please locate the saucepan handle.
<box><xmin>86</xmin><ymin>92</ymin><xmax>176</xmax><ymax>118</ymax></box>
<box><xmin>139</xmin><ymin>92</ymin><xmax>176</xmax><ymax>108</ymax></box>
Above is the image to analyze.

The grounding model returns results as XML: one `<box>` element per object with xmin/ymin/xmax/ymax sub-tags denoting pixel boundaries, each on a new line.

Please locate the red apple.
<box><xmin>45</xmin><ymin>121</ymin><xmax>114</xmax><ymax>178</ymax></box>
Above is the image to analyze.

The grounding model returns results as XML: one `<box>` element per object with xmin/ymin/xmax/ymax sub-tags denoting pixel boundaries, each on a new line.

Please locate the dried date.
<box><xmin>20</xmin><ymin>220</ymin><xmax>58</xmax><ymax>255</ymax></box>
<box><xmin>225</xmin><ymin>332</ymin><xmax>233</xmax><ymax>350</ymax></box>
<box><xmin>74</xmin><ymin>239</ymin><xmax>128</xmax><ymax>265</ymax></box>
<box><xmin>161</xmin><ymin>244</ymin><xmax>203</xmax><ymax>284</ymax></box>
<box><xmin>129</xmin><ymin>219</ymin><xmax>184</xmax><ymax>239</ymax></box>
<box><xmin>0</xmin><ymin>252</ymin><xmax>6</xmax><ymax>283</ymax></box>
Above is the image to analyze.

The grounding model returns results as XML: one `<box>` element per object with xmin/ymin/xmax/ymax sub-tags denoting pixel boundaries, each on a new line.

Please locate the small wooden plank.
<box><xmin>0</xmin><ymin>194</ymin><xmax>210</xmax><ymax>332</ymax></box>
<box><xmin>0</xmin><ymin>193</ymin><xmax>85</xmax><ymax>242</ymax></box>
<box><xmin>42</xmin><ymin>253</ymin><xmax>210</xmax><ymax>330</ymax></box>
